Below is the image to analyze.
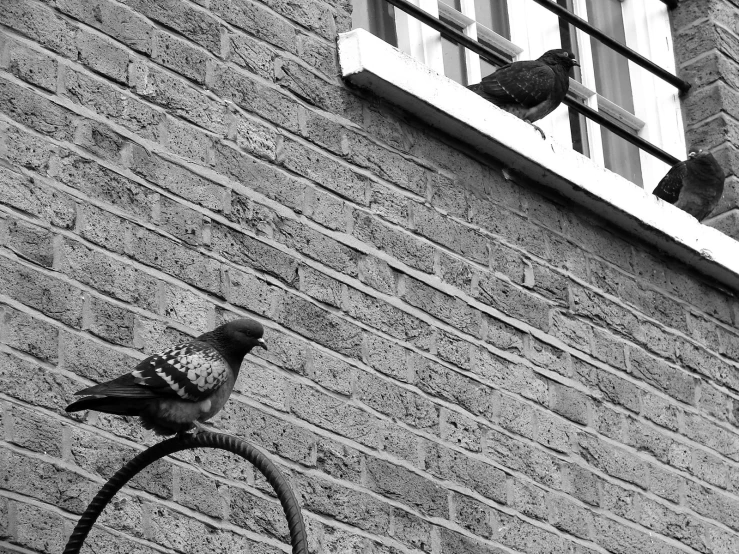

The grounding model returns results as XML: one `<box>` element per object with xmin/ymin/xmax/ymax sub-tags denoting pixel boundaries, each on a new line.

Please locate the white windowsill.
<box><xmin>338</xmin><ymin>29</ymin><xmax>739</xmax><ymax>291</ymax></box>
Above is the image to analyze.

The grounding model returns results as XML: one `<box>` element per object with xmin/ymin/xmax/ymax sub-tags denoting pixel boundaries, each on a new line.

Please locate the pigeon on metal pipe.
<box><xmin>66</xmin><ymin>318</ymin><xmax>267</xmax><ymax>435</ymax></box>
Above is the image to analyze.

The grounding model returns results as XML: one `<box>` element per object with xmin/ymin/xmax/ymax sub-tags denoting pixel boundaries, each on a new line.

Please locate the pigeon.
<box><xmin>66</xmin><ymin>318</ymin><xmax>266</xmax><ymax>436</ymax></box>
<box><xmin>468</xmin><ymin>49</ymin><xmax>579</xmax><ymax>138</ymax></box>
<box><xmin>653</xmin><ymin>149</ymin><xmax>725</xmax><ymax>221</ymax></box>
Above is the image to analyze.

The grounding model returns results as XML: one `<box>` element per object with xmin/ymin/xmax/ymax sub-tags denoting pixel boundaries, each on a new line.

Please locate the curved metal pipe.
<box><xmin>62</xmin><ymin>431</ymin><xmax>308</xmax><ymax>554</ymax></box>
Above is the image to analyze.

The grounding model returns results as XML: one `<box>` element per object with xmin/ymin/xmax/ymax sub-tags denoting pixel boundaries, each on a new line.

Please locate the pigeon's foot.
<box><xmin>176</xmin><ymin>421</ymin><xmax>205</xmax><ymax>439</ymax></box>
<box><xmin>526</xmin><ymin>120</ymin><xmax>546</xmax><ymax>139</ymax></box>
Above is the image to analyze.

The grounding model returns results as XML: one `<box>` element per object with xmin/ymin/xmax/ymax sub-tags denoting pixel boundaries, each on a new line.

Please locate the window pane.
<box><xmin>352</xmin><ymin>0</ymin><xmax>398</xmax><ymax>47</ymax></box>
<box><xmin>585</xmin><ymin>0</ymin><xmax>643</xmax><ymax>186</ymax></box>
<box><xmin>474</xmin><ymin>0</ymin><xmax>510</xmax><ymax>39</ymax></box>
<box><xmin>441</xmin><ymin>35</ymin><xmax>467</xmax><ymax>84</ymax></box>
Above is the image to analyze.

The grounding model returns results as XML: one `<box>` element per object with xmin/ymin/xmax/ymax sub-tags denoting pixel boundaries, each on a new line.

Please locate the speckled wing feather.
<box><xmin>475</xmin><ymin>61</ymin><xmax>556</xmax><ymax>108</ymax></box>
<box><xmin>75</xmin><ymin>341</ymin><xmax>230</xmax><ymax>401</ymax></box>
<box><xmin>653</xmin><ymin>160</ymin><xmax>687</xmax><ymax>204</ymax></box>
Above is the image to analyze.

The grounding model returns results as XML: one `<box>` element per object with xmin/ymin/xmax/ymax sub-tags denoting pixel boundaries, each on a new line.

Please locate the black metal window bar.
<box><xmin>379</xmin><ymin>0</ymin><xmax>689</xmax><ymax>166</ymax></box>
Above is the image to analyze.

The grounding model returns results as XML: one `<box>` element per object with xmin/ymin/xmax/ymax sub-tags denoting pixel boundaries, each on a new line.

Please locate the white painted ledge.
<box><xmin>338</xmin><ymin>29</ymin><xmax>739</xmax><ymax>291</ymax></box>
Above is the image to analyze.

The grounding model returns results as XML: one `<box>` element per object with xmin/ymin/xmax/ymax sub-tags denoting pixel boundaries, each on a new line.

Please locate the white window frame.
<box><xmin>357</xmin><ymin>0</ymin><xmax>686</xmax><ymax>190</ymax></box>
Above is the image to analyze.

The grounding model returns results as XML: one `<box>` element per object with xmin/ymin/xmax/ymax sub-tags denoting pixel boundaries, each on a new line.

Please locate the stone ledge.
<box><xmin>338</xmin><ymin>29</ymin><xmax>739</xmax><ymax>291</ymax></box>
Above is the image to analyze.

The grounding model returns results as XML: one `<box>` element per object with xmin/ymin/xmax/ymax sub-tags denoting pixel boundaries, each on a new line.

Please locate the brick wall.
<box><xmin>2</xmin><ymin>1</ymin><xmax>739</xmax><ymax>553</ymax></box>
<box><xmin>673</xmin><ymin>0</ymin><xmax>739</xmax><ymax>238</ymax></box>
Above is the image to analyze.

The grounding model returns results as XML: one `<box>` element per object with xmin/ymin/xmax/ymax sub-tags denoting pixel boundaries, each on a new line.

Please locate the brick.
<box><xmin>689</xmin><ymin>479</ymin><xmax>739</xmax><ymax>531</ymax></box>
<box><xmin>624</xmin><ymin>417</ymin><xmax>671</xmax><ymax>463</ymax></box>
<box><xmin>60</xmin><ymin>330</ymin><xmax>141</xmax><ymax>384</ymax></box>
<box><xmin>593</xmin><ymin>401</ymin><xmax>624</xmax><ymax>442</ymax></box>
<box><xmin>441</xmin><ymin>408</ymin><xmax>482</xmax><ymax>451</ymax></box>
<box><xmin>298</xmin><ymin>34</ymin><xmax>338</xmax><ymax>78</ymax></box>
<box><xmin>593</xmin><ymin>515</ymin><xmax>683</xmax><ymax>554</ymax></box>
<box><xmin>86</xmin><ymin>295</ymin><xmax>135</xmax><ymax>346</ymax></box>
<box><xmin>4</xmin><ymin>218</ymin><xmax>54</xmax><ymax>267</ymax></box>
<box><xmin>153</xmin><ymin>30</ymin><xmax>209</xmax><ymax>84</ymax></box>
<box><xmin>352</xmin><ymin>211</ymin><xmax>435</xmax><ymax>273</ymax></box>
<box><xmin>414</xmin><ymin>357</ymin><xmax>497</xmax><ymax>421</ymax></box>
<box><xmin>578</xmin><ymin>433</ymin><xmax>648</xmax><ymax>489</ymax></box>
<box><xmin>692</xmin><ymin>449</ymin><xmax>730</xmax><ymax>488</ymax></box>
<box><xmin>355</xmin><ymin>370</ymin><xmax>439</xmax><ymax>431</ymax></box>
<box><xmin>509</xmin><ymin>477</ymin><xmax>547</xmax><ymax>520</ymax></box>
<box><xmin>212</xmin><ymin>0</ymin><xmax>298</xmax><ymax>54</ymax></box>
<box><xmin>570</xmin><ymin>284</ymin><xmax>640</xmax><ymax>339</ymax></box>
<box><xmin>485</xmin><ymin>428</ymin><xmax>565</xmax><ymax>489</ymax></box>
<box><xmin>221</xmin><ymin>402</ymin><xmax>316</xmax><ymax>465</ymax></box>
<box><xmin>497</xmin><ymin>511</ymin><xmax>569</xmax><ymax>554</ymax></box>
<box><xmin>475</xmin><ymin>273</ymin><xmax>551</xmax><ymax>331</ymax></box>
<box><xmin>163</xmin><ymin>285</ymin><xmax>213</xmax><ymax>331</ymax></box>
<box><xmin>75</xmin><ymin>28</ymin><xmax>130</xmax><ymax>84</ymax></box>
<box><xmin>684</xmin><ymin>412</ymin><xmax>739</xmax><ymax>461</ymax></box>
<box><xmin>130</xmin><ymin>61</ymin><xmax>228</xmax><ymax>135</ymax></box>
<box><xmin>677</xmin><ymin>337</ymin><xmax>739</xmax><ymax>391</ymax></box>
<box><xmin>536</xmin><ymin>410</ymin><xmax>577</xmax><ymax>453</ymax></box>
<box><xmin>230</xmin><ymin>111</ymin><xmax>278</xmax><ymax>161</ymax></box>
<box><xmin>473</xmin><ymin>347</ymin><xmax>548</xmax><ymax>404</ymax></box>
<box><xmin>7</xmin><ymin>404</ymin><xmax>62</xmax><ymax>457</ymax></box>
<box><xmin>75</xmin><ymin>118</ymin><xmax>130</xmax><ymax>163</ymax></box>
<box><xmin>129</xmin><ymin>224</ymin><xmax>222</xmax><ymax>294</ymax></box>
<box><xmin>435</xmin><ymin>330</ymin><xmax>473</xmax><ymax>370</ymax></box>
<box><xmin>346</xmin><ymin>287</ymin><xmax>433</xmax><ymax>347</ymax></box>
<box><xmin>564</xmin><ymin>461</ymin><xmax>602</xmax><ymax>506</ymax></box>
<box><xmin>0</xmin><ymin>0</ymin><xmax>76</xmax><ymax>57</ymax></box>
<box><xmin>4</xmin><ymin>38</ymin><xmax>58</xmax><ymax>92</ymax></box>
<box><xmin>213</xmin><ymin>142</ymin><xmax>304</xmax><ymax>209</ymax></box>
<box><xmin>575</xmin><ymin>361</ymin><xmax>640</xmax><ymax>413</ymax></box>
<box><xmin>1</xmin><ymin>450</ymin><xmax>90</xmax><ymax>514</ymax></box>
<box><xmin>237</xmin><ymin>362</ymin><xmax>289</xmax><ymax>410</ymax></box>
<box><xmin>401</xmin><ymin>276</ymin><xmax>480</xmax><ymax>334</ymax></box>
<box><xmin>0</xmin><ymin>120</ymin><xmax>59</xmax><ymax>174</ymax></box>
<box><xmin>163</xmin><ymin>115</ymin><xmax>213</xmax><ymax>167</ymax></box>
<box><xmin>0</xmin><ymin>256</ymin><xmax>84</xmax><ymax>327</ymax></box>
<box><xmin>223</xmin><ymin>267</ymin><xmax>278</xmax><ymax>317</ymax></box>
<box><xmin>229</xmin><ymin>487</ymin><xmax>289</xmax><ymax>541</ymax></box>
<box><xmin>364</xmin><ymin>333</ymin><xmax>411</xmax><ymax>382</ymax></box>
<box><xmin>640</xmin><ymin>391</ymin><xmax>680</xmax><ymax>430</ymax></box>
<box><xmin>628</xmin><ymin>347</ymin><xmax>698</xmax><ymax>405</ymax></box>
<box><xmin>70</xmin><ymin>427</ymin><xmax>172</xmax><ymax>498</ymax></box>
<box><xmin>274</xmin><ymin>218</ymin><xmax>359</xmax><ymax>277</ymax></box>
<box><xmin>277</xmin><ymin>137</ymin><xmax>368</xmax><ymax>204</ymax></box>
<box><xmin>549</xmin><ymin>381</ymin><xmax>590</xmax><ymax>425</ymax></box>
<box><xmin>364</xmin><ymin>456</ymin><xmax>448</xmax><ymax>517</ymax></box>
<box><xmin>288</xmin><ymin>382</ymin><xmax>381</xmax><ymax>448</ymax></box>
<box><xmin>499</xmin><ymin>394</ymin><xmax>534</xmax><ymax>438</ymax></box>
<box><xmin>591</xmin><ymin>326</ymin><xmax>628</xmax><ymax>370</ymax></box>
<box><xmin>0</xmin><ymin>76</ymin><xmax>76</xmax><ymax>141</ymax></box>
<box><xmin>227</xmin><ymin>31</ymin><xmax>275</xmax><ymax>81</ymax></box>
<box><xmin>526</xmin><ymin>335</ymin><xmax>570</xmax><ymax>377</ymax></box>
<box><xmin>315</xmin><ymin>437</ymin><xmax>362</xmax><ymax>482</ymax></box>
<box><xmin>438</xmin><ymin>527</ymin><xmax>501</xmax><ymax>554</ymax></box>
<box><xmin>307</xmin><ymin>187</ymin><xmax>347</xmax><ymax>232</ymax></box>
<box><xmin>13</xmin><ymin>503</ymin><xmax>65</xmax><ymax>554</ymax></box>
<box><xmin>295</xmin><ymin>472</ymin><xmax>391</xmax><ymax>534</ymax></box>
<box><xmin>211</xmin><ymin>64</ymin><xmax>300</xmax><ymax>132</ymax></box>
<box><xmin>1</xmin><ymin>305</ymin><xmax>59</xmax><ymax>363</ymax></box>
<box><xmin>57</xmin><ymin>153</ymin><xmax>156</xmax><ymax>219</ymax></box>
<box><xmin>547</xmin><ymin>494</ymin><xmax>593</xmax><ymax>539</ymax></box>
<box><xmin>413</xmin><ymin>204</ymin><xmax>489</xmax><ymax>264</ymax></box>
<box><xmin>389</xmin><ymin>508</ymin><xmax>432</xmax><ymax>552</ymax></box>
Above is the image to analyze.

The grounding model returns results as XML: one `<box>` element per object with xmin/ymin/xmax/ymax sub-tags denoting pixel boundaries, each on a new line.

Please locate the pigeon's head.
<box><xmin>540</xmin><ymin>49</ymin><xmax>580</xmax><ymax>70</ymax></box>
<box><xmin>214</xmin><ymin>318</ymin><xmax>267</xmax><ymax>355</ymax></box>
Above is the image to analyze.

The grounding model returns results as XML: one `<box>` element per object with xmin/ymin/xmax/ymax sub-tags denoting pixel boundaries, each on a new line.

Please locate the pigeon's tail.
<box><xmin>65</xmin><ymin>396</ymin><xmax>148</xmax><ymax>416</ymax></box>
<box><xmin>467</xmin><ymin>83</ymin><xmax>482</xmax><ymax>94</ymax></box>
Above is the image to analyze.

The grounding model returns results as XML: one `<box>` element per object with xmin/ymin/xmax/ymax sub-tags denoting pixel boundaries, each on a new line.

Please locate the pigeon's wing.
<box><xmin>475</xmin><ymin>61</ymin><xmax>556</xmax><ymax>108</ymax></box>
<box><xmin>653</xmin><ymin>160</ymin><xmax>687</xmax><ymax>204</ymax></box>
<box><xmin>75</xmin><ymin>341</ymin><xmax>231</xmax><ymax>401</ymax></box>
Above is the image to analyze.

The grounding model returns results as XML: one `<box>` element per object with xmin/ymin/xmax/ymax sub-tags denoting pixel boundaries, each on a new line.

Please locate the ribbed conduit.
<box><xmin>62</xmin><ymin>431</ymin><xmax>308</xmax><ymax>554</ymax></box>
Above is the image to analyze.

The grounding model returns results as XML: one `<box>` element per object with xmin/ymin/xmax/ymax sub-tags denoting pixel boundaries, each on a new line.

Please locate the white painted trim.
<box><xmin>338</xmin><ymin>29</ymin><xmax>739</xmax><ymax>290</ymax></box>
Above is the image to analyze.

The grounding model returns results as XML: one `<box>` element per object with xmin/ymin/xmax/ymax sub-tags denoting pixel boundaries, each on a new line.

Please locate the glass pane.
<box><xmin>474</xmin><ymin>0</ymin><xmax>510</xmax><ymax>39</ymax></box>
<box><xmin>440</xmin><ymin>0</ymin><xmax>462</xmax><ymax>8</ymax></box>
<box><xmin>441</xmin><ymin>35</ymin><xmax>467</xmax><ymax>84</ymax></box>
<box><xmin>352</xmin><ymin>0</ymin><xmax>398</xmax><ymax>47</ymax></box>
<box><xmin>585</xmin><ymin>0</ymin><xmax>643</xmax><ymax>186</ymax></box>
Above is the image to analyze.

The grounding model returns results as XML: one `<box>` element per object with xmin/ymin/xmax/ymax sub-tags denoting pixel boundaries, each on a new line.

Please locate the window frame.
<box><xmin>355</xmin><ymin>0</ymin><xmax>686</xmax><ymax>190</ymax></box>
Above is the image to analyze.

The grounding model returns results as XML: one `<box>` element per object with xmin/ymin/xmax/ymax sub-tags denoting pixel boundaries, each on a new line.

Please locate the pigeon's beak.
<box><xmin>572</xmin><ymin>59</ymin><xmax>580</xmax><ymax>67</ymax></box>
<box><xmin>257</xmin><ymin>338</ymin><xmax>268</xmax><ymax>350</ymax></box>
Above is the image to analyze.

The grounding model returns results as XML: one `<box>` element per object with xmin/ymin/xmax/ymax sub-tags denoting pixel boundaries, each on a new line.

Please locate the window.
<box><xmin>350</xmin><ymin>0</ymin><xmax>686</xmax><ymax>190</ymax></box>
